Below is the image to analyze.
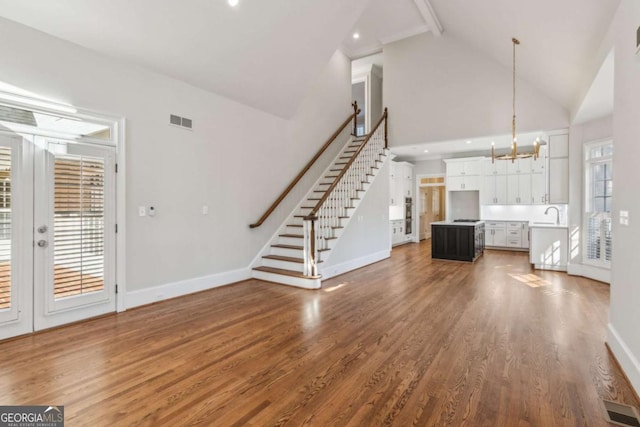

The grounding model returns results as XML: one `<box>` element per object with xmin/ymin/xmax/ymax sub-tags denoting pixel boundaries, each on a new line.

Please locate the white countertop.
<box><xmin>528</xmin><ymin>222</ymin><xmax>568</xmax><ymax>229</ymax></box>
<box><xmin>432</xmin><ymin>220</ymin><xmax>485</xmax><ymax>226</ymax></box>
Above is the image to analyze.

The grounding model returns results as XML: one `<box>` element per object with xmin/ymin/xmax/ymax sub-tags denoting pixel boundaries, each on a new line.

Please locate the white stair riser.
<box><xmin>270</xmin><ymin>246</ymin><xmax>304</xmax><ymax>258</ymax></box>
<box><xmin>285</xmin><ymin>225</ymin><xmax>303</xmax><ymax>234</ymax></box>
<box><xmin>252</xmin><ymin>270</ymin><xmax>321</xmax><ymax>290</ymax></box>
<box><xmin>278</xmin><ymin>236</ymin><xmax>304</xmax><ymax>246</ymax></box>
<box><xmin>262</xmin><ymin>258</ymin><xmax>304</xmax><ymax>272</ymax></box>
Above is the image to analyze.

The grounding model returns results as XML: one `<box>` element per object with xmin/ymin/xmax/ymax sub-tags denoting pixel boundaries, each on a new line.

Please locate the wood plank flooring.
<box><xmin>1</xmin><ymin>241</ymin><xmax>638</xmax><ymax>426</ymax></box>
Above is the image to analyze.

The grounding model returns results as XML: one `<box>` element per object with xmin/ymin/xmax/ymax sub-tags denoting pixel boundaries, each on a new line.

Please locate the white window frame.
<box><xmin>583</xmin><ymin>139</ymin><xmax>613</xmax><ymax>269</ymax></box>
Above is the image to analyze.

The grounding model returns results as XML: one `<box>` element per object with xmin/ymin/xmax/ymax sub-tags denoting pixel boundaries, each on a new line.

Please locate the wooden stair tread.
<box><xmin>253</xmin><ymin>266</ymin><xmax>320</xmax><ymax>279</ymax></box>
<box><xmin>287</xmin><ymin>224</ymin><xmax>303</xmax><ymax>228</ymax></box>
<box><xmin>271</xmin><ymin>244</ymin><xmax>303</xmax><ymax>250</ymax></box>
<box><xmin>263</xmin><ymin>255</ymin><xmax>303</xmax><ymax>263</ymax></box>
<box><xmin>279</xmin><ymin>233</ymin><xmax>303</xmax><ymax>238</ymax></box>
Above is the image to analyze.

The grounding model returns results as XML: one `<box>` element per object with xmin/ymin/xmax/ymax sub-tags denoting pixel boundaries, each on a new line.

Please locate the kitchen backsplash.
<box><xmin>481</xmin><ymin>204</ymin><xmax>568</xmax><ymax>224</ymax></box>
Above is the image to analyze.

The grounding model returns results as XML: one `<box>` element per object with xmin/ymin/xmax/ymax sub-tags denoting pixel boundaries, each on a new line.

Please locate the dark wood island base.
<box><xmin>431</xmin><ymin>220</ymin><xmax>485</xmax><ymax>262</ymax></box>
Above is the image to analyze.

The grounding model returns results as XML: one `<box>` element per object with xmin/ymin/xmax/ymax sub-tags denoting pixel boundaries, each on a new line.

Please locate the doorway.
<box><xmin>0</xmin><ymin>102</ymin><xmax>119</xmax><ymax>340</ymax></box>
<box><xmin>417</xmin><ymin>176</ymin><xmax>446</xmax><ymax>241</ymax></box>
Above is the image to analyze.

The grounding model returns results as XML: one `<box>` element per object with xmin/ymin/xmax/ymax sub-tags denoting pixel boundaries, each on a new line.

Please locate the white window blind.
<box><xmin>0</xmin><ymin>147</ymin><xmax>11</xmax><ymax>310</ymax></box>
<box><xmin>584</xmin><ymin>141</ymin><xmax>613</xmax><ymax>267</ymax></box>
<box><xmin>54</xmin><ymin>155</ymin><xmax>105</xmax><ymax>299</ymax></box>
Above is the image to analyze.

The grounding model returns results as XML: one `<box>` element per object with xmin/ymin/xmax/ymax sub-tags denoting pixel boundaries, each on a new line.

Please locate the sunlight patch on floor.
<box><xmin>508</xmin><ymin>273</ymin><xmax>552</xmax><ymax>288</ymax></box>
<box><xmin>323</xmin><ymin>282</ymin><xmax>348</xmax><ymax>292</ymax></box>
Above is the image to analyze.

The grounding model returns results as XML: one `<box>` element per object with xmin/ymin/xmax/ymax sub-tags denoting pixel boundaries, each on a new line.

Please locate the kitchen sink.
<box><xmin>531</xmin><ymin>221</ymin><xmax>556</xmax><ymax>225</ymax></box>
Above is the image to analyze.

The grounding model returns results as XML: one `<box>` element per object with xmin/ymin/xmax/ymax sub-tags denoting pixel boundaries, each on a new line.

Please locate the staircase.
<box><xmin>252</xmin><ymin>110</ymin><xmax>389</xmax><ymax>289</ymax></box>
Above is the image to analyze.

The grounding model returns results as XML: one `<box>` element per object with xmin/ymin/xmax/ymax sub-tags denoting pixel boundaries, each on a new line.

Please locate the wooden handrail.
<box><xmin>306</xmin><ymin>108</ymin><xmax>387</xmax><ymax>220</ymax></box>
<box><xmin>249</xmin><ymin>105</ymin><xmax>359</xmax><ymax>228</ymax></box>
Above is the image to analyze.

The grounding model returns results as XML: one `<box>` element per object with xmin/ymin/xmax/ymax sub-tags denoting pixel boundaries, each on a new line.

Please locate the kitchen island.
<box><xmin>431</xmin><ymin>220</ymin><xmax>485</xmax><ymax>262</ymax></box>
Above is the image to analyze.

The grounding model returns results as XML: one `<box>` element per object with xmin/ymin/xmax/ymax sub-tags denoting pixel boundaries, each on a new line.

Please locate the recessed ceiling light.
<box><xmin>228</xmin><ymin>0</ymin><xmax>239</xmax><ymax>7</ymax></box>
<box><xmin>466</xmin><ymin>140</ymin><xmax>472</xmax><ymax>144</ymax></box>
<box><xmin>424</xmin><ymin>149</ymin><xmax>429</xmax><ymax>153</ymax></box>
<box><xmin>353</xmin><ymin>32</ymin><xmax>360</xmax><ymax>40</ymax></box>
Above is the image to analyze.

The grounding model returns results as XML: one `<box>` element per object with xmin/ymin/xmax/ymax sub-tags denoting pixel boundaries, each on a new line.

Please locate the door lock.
<box><xmin>37</xmin><ymin>240</ymin><xmax>48</xmax><ymax>248</ymax></box>
<box><xmin>37</xmin><ymin>225</ymin><xmax>48</xmax><ymax>233</ymax></box>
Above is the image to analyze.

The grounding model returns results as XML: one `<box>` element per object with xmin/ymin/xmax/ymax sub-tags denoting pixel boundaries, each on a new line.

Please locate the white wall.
<box><xmin>383</xmin><ymin>32</ymin><xmax>570</xmax><ymax>146</ymax></box>
<box><xmin>0</xmin><ymin>18</ymin><xmax>353</xmax><ymax>295</ymax></box>
<box><xmin>608</xmin><ymin>0</ymin><xmax>640</xmax><ymax>397</ymax></box>
<box><xmin>322</xmin><ymin>159</ymin><xmax>391</xmax><ymax>278</ymax></box>
<box><xmin>413</xmin><ymin>159</ymin><xmax>445</xmax><ymax>175</ymax></box>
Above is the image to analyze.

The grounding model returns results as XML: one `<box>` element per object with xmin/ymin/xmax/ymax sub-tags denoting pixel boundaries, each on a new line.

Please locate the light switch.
<box><xmin>138</xmin><ymin>206</ymin><xmax>146</xmax><ymax>217</ymax></box>
<box><xmin>202</xmin><ymin>205</ymin><xmax>209</xmax><ymax>215</ymax></box>
<box><xmin>620</xmin><ymin>210</ymin><xmax>629</xmax><ymax>226</ymax></box>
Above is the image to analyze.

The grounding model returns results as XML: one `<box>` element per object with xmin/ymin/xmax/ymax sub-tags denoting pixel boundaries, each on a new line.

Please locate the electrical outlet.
<box><xmin>139</xmin><ymin>206</ymin><xmax>146</xmax><ymax>217</ymax></box>
<box><xmin>202</xmin><ymin>205</ymin><xmax>209</xmax><ymax>215</ymax></box>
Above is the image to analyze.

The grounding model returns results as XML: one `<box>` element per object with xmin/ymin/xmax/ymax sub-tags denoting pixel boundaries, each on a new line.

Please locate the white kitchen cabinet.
<box><xmin>506</xmin><ymin>157</ymin><xmax>532</xmax><ymax>174</ymax></box>
<box><xmin>389</xmin><ymin>161</ymin><xmax>399</xmax><ymax>206</ymax></box>
<box><xmin>531</xmin><ymin>172</ymin><xmax>547</xmax><ymax>205</ymax></box>
<box><xmin>507</xmin><ymin>173</ymin><xmax>532</xmax><ymax>204</ymax></box>
<box><xmin>390</xmin><ymin>161</ymin><xmax>414</xmax><ymax>204</ymax></box>
<box><xmin>482</xmin><ymin>174</ymin><xmax>508</xmax><ymax>205</ymax></box>
<box><xmin>485</xmin><ymin>221</ymin><xmax>528</xmax><ymax>249</ymax></box>
<box><xmin>531</xmin><ymin>146</ymin><xmax>547</xmax><ymax>173</ymax></box>
<box><xmin>483</xmin><ymin>158</ymin><xmax>508</xmax><ymax>176</ymax></box>
<box><xmin>548</xmin><ymin>133</ymin><xmax>569</xmax><ymax>204</ymax></box>
<box><xmin>506</xmin><ymin>222</ymin><xmax>522</xmax><ymax>247</ymax></box>
<box><xmin>390</xmin><ymin>220</ymin><xmax>404</xmax><ymax>246</ymax></box>
<box><xmin>485</xmin><ymin>221</ymin><xmax>507</xmax><ymax>247</ymax></box>
<box><xmin>549</xmin><ymin>158</ymin><xmax>569</xmax><ymax>204</ymax></box>
<box><xmin>402</xmin><ymin>163</ymin><xmax>414</xmax><ymax>198</ymax></box>
<box><xmin>529</xmin><ymin>225</ymin><xmax>568</xmax><ymax>271</ymax></box>
<box><xmin>447</xmin><ymin>175</ymin><xmax>481</xmax><ymax>191</ymax></box>
<box><xmin>446</xmin><ymin>159</ymin><xmax>482</xmax><ymax>177</ymax></box>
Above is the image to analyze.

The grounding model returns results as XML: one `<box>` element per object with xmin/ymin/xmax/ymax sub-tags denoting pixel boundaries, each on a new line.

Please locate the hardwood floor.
<box><xmin>0</xmin><ymin>241</ymin><xmax>637</xmax><ymax>426</ymax></box>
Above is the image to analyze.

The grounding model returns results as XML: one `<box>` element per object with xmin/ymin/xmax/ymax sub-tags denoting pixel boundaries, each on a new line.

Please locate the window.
<box><xmin>584</xmin><ymin>141</ymin><xmax>613</xmax><ymax>267</ymax></box>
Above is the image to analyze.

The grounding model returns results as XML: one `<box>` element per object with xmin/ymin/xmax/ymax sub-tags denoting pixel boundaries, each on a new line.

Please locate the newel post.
<box><xmin>352</xmin><ymin>101</ymin><xmax>359</xmax><ymax>136</ymax></box>
<box><xmin>303</xmin><ymin>215</ymin><xmax>318</xmax><ymax>277</ymax></box>
<box><xmin>384</xmin><ymin>107</ymin><xmax>388</xmax><ymax>149</ymax></box>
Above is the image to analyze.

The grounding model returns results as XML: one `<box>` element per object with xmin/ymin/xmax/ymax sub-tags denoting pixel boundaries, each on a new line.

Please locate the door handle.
<box><xmin>37</xmin><ymin>225</ymin><xmax>48</xmax><ymax>233</ymax></box>
<box><xmin>37</xmin><ymin>240</ymin><xmax>48</xmax><ymax>248</ymax></box>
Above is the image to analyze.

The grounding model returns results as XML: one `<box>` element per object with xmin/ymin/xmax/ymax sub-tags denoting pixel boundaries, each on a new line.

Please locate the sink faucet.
<box><xmin>544</xmin><ymin>206</ymin><xmax>560</xmax><ymax>224</ymax></box>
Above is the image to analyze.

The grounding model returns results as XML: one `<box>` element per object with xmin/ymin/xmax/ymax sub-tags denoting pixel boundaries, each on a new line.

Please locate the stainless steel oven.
<box><xmin>405</xmin><ymin>197</ymin><xmax>412</xmax><ymax>235</ymax></box>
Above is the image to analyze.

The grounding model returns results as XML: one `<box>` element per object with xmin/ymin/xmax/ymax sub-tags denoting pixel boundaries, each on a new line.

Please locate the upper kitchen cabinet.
<box><xmin>446</xmin><ymin>158</ymin><xmax>482</xmax><ymax>177</ymax></box>
<box><xmin>483</xmin><ymin>158</ymin><xmax>508</xmax><ymax>176</ymax></box>
<box><xmin>445</xmin><ymin>158</ymin><xmax>483</xmax><ymax>191</ymax></box>
<box><xmin>402</xmin><ymin>163</ymin><xmax>414</xmax><ymax>198</ymax></box>
<box><xmin>389</xmin><ymin>160</ymin><xmax>414</xmax><ymax>206</ymax></box>
<box><xmin>548</xmin><ymin>133</ymin><xmax>569</xmax><ymax>204</ymax></box>
<box><xmin>506</xmin><ymin>157</ymin><xmax>533</xmax><ymax>174</ymax></box>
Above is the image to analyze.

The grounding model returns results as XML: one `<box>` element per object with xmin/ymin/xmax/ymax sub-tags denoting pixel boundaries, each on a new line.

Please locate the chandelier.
<box><xmin>492</xmin><ymin>38</ymin><xmax>545</xmax><ymax>163</ymax></box>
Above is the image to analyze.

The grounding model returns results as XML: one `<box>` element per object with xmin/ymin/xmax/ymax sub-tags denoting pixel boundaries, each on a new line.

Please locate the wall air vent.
<box><xmin>169</xmin><ymin>114</ymin><xmax>193</xmax><ymax>130</ymax></box>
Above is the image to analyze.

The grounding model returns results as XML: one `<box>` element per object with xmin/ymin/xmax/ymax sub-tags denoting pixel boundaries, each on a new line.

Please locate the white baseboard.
<box><xmin>607</xmin><ymin>323</ymin><xmax>640</xmax><ymax>397</ymax></box>
<box><xmin>320</xmin><ymin>250</ymin><xmax>390</xmax><ymax>280</ymax></box>
<box><xmin>125</xmin><ymin>268</ymin><xmax>251</xmax><ymax>309</ymax></box>
<box><xmin>567</xmin><ymin>263</ymin><xmax>611</xmax><ymax>284</ymax></box>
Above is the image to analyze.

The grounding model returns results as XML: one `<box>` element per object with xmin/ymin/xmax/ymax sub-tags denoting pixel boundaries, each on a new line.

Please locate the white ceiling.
<box><xmin>0</xmin><ymin>0</ymin><xmax>371</xmax><ymax>119</ymax></box>
<box><xmin>0</xmin><ymin>0</ymin><xmax>618</xmax><ymax>125</ymax></box>
<box><xmin>391</xmin><ymin>130</ymin><xmax>545</xmax><ymax>162</ymax></box>
<box><xmin>341</xmin><ymin>0</ymin><xmax>434</xmax><ymax>59</ymax></box>
<box><xmin>573</xmin><ymin>49</ymin><xmax>614</xmax><ymax>125</ymax></box>
<box><xmin>428</xmin><ymin>0</ymin><xmax>620</xmax><ymax>112</ymax></box>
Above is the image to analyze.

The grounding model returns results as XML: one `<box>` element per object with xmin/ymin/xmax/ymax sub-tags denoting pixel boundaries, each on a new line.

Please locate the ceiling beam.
<box><xmin>412</xmin><ymin>0</ymin><xmax>443</xmax><ymax>37</ymax></box>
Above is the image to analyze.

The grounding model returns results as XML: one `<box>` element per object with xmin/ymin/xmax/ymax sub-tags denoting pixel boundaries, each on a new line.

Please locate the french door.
<box><xmin>0</xmin><ymin>133</ymin><xmax>116</xmax><ymax>340</ymax></box>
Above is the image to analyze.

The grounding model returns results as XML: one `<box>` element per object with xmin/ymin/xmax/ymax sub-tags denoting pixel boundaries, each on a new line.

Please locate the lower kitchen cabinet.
<box><xmin>485</xmin><ymin>221</ymin><xmax>529</xmax><ymax>250</ymax></box>
<box><xmin>529</xmin><ymin>225</ymin><xmax>568</xmax><ymax>271</ymax></box>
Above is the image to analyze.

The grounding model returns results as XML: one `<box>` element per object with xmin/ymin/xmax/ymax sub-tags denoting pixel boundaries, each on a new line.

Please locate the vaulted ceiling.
<box><xmin>0</xmin><ymin>0</ymin><xmax>371</xmax><ymax>118</ymax></box>
<box><xmin>0</xmin><ymin>0</ymin><xmax>619</xmax><ymax>120</ymax></box>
